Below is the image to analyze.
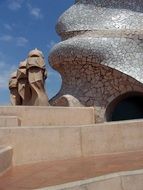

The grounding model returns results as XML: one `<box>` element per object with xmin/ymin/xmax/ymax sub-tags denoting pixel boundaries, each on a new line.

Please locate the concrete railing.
<box><xmin>0</xmin><ymin>146</ymin><xmax>13</xmax><ymax>176</ymax></box>
<box><xmin>0</xmin><ymin>119</ymin><xmax>143</xmax><ymax>165</ymax></box>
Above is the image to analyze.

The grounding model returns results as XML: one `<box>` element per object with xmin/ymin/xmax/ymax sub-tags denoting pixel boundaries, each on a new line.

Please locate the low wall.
<box><xmin>0</xmin><ymin>116</ymin><xmax>20</xmax><ymax>127</ymax></box>
<box><xmin>0</xmin><ymin>146</ymin><xmax>13</xmax><ymax>176</ymax></box>
<box><xmin>38</xmin><ymin>170</ymin><xmax>143</xmax><ymax>190</ymax></box>
<box><xmin>0</xmin><ymin>119</ymin><xmax>143</xmax><ymax>165</ymax></box>
<box><xmin>0</xmin><ymin>106</ymin><xmax>95</xmax><ymax>126</ymax></box>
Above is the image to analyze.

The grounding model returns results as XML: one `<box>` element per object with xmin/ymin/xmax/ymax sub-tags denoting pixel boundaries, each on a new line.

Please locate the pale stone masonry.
<box><xmin>49</xmin><ymin>0</ymin><xmax>143</xmax><ymax>122</ymax></box>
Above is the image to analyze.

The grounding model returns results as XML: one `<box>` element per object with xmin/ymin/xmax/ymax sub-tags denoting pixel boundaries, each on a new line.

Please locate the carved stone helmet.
<box><xmin>27</xmin><ymin>48</ymin><xmax>47</xmax><ymax>80</ymax></box>
<box><xmin>28</xmin><ymin>48</ymin><xmax>44</xmax><ymax>59</ymax></box>
<box><xmin>17</xmin><ymin>59</ymin><xmax>27</xmax><ymax>80</ymax></box>
<box><xmin>9</xmin><ymin>71</ymin><xmax>18</xmax><ymax>89</ymax></box>
<box><xmin>27</xmin><ymin>48</ymin><xmax>45</xmax><ymax>69</ymax></box>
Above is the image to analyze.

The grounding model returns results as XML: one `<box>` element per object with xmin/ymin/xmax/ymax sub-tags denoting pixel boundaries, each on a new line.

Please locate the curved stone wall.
<box><xmin>49</xmin><ymin>0</ymin><xmax>143</xmax><ymax>122</ymax></box>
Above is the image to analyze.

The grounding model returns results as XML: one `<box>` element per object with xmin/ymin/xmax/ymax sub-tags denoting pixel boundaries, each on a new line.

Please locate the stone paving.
<box><xmin>0</xmin><ymin>150</ymin><xmax>143</xmax><ymax>190</ymax></box>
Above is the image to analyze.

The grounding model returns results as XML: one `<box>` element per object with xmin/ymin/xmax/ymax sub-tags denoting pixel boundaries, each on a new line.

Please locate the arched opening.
<box><xmin>106</xmin><ymin>92</ymin><xmax>143</xmax><ymax>122</ymax></box>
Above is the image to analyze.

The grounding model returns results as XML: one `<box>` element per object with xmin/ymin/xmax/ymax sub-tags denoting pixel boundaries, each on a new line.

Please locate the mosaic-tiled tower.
<box><xmin>49</xmin><ymin>0</ymin><xmax>143</xmax><ymax>122</ymax></box>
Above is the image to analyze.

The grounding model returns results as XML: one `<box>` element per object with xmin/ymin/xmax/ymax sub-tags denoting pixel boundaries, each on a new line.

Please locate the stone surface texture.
<box><xmin>49</xmin><ymin>0</ymin><xmax>143</xmax><ymax>122</ymax></box>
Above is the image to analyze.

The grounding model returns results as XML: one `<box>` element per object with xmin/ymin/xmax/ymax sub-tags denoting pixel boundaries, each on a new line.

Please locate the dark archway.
<box><xmin>106</xmin><ymin>92</ymin><xmax>143</xmax><ymax>122</ymax></box>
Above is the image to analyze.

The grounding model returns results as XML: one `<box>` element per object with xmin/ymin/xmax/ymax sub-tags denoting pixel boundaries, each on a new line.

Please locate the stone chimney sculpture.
<box><xmin>49</xmin><ymin>0</ymin><xmax>143</xmax><ymax>122</ymax></box>
<box><xmin>9</xmin><ymin>49</ymin><xmax>49</xmax><ymax>106</ymax></box>
<box><xmin>17</xmin><ymin>60</ymin><xmax>31</xmax><ymax>105</ymax></box>
<box><xmin>9</xmin><ymin>71</ymin><xmax>21</xmax><ymax>105</ymax></box>
<box><xmin>27</xmin><ymin>48</ymin><xmax>49</xmax><ymax>106</ymax></box>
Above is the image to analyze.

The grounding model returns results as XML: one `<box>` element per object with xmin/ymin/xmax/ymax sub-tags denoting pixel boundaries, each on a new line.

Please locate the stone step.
<box><xmin>0</xmin><ymin>116</ymin><xmax>20</xmax><ymax>127</ymax></box>
<box><xmin>0</xmin><ymin>146</ymin><xmax>13</xmax><ymax>176</ymax></box>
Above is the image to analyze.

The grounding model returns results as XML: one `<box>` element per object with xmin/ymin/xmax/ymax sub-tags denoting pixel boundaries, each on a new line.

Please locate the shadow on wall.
<box><xmin>106</xmin><ymin>91</ymin><xmax>143</xmax><ymax>122</ymax></box>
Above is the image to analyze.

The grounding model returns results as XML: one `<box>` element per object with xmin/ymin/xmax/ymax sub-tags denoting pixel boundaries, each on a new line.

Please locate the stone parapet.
<box><xmin>0</xmin><ymin>119</ymin><xmax>143</xmax><ymax>165</ymax></box>
<box><xmin>0</xmin><ymin>106</ymin><xmax>95</xmax><ymax>126</ymax></box>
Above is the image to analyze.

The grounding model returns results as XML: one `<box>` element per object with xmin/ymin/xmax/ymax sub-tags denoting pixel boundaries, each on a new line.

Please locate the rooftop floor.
<box><xmin>0</xmin><ymin>150</ymin><xmax>143</xmax><ymax>190</ymax></box>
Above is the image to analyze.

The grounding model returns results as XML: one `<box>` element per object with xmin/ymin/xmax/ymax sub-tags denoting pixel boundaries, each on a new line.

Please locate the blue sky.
<box><xmin>0</xmin><ymin>0</ymin><xmax>74</xmax><ymax>105</ymax></box>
